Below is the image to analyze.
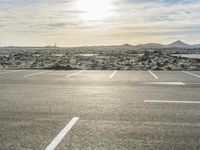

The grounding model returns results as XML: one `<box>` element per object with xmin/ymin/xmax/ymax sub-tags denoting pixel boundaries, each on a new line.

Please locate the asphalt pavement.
<box><xmin>0</xmin><ymin>70</ymin><xmax>200</xmax><ymax>150</ymax></box>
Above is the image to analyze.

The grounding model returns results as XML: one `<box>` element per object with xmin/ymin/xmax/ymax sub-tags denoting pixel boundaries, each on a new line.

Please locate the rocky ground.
<box><xmin>0</xmin><ymin>48</ymin><xmax>200</xmax><ymax>70</ymax></box>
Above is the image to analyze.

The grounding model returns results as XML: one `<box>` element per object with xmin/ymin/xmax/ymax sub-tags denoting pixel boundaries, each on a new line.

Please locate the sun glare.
<box><xmin>76</xmin><ymin>0</ymin><xmax>115</xmax><ymax>21</ymax></box>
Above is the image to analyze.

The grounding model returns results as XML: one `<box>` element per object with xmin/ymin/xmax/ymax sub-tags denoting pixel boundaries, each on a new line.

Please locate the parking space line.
<box><xmin>145</xmin><ymin>82</ymin><xmax>185</xmax><ymax>85</ymax></box>
<box><xmin>148</xmin><ymin>71</ymin><xmax>158</xmax><ymax>79</ymax></box>
<box><xmin>182</xmin><ymin>71</ymin><xmax>200</xmax><ymax>78</ymax></box>
<box><xmin>65</xmin><ymin>70</ymin><xmax>84</xmax><ymax>78</ymax></box>
<box><xmin>144</xmin><ymin>100</ymin><xmax>200</xmax><ymax>104</ymax></box>
<box><xmin>45</xmin><ymin>117</ymin><xmax>79</xmax><ymax>150</ymax></box>
<box><xmin>24</xmin><ymin>71</ymin><xmax>48</xmax><ymax>78</ymax></box>
<box><xmin>0</xmin><ymin>70</ymin><xmax>22</xmax><ymax>75</ymax></box>
<box><xmin>109</xmin><ymin>70</ymin><xmax>117</xmax><ymax>79</ymax></box>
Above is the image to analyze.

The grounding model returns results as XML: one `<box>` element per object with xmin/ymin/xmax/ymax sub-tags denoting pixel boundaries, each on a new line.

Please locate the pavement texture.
<box><xmin>0</xmin><ymin>70</ymin><xmax>200</xmax><ymax>150</ymax></box>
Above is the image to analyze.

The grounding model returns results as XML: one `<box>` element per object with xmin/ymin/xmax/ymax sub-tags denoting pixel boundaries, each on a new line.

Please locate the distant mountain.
<box><xmin>122</xmin><ymin>43</ymin><xmax>133</xmax><ymax>47</ymax></box>
<box><xmin>193</xmin><ymin>44</ymin><xmax>200</xmax><ymax>48</ymax></box>
<box><xmin>137</xmin><ymin>43</ymin><xmax>165</xmax><ymax>48</ymax></box>
<box><xmin>134</xmin><ymin>40</ymin><xmax>200</xmax><ymax>49</ymax></box>
<box><xmin>167</xmin><ymin>40</ymin><xmax>191</xmax><ymax>48</ymax></box>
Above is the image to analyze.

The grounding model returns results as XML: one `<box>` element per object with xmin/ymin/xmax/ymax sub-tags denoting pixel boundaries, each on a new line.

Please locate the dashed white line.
<box><xmin>182</xmin><ymin>71</ymin><xmax>200</xmax><ymax>78</ymax></box>
<box><xmin>45</xmin><ymin>117</ymin><xmax>79</xmax><ymax>150</ymax></box>
<box><xmin>109</xmin><ymin>70</ymin><xmax>117</xmax><ymax>79</ymax></box>
<box><xmin>65</xmin><ymin>70</ymin><xmax>84</xmax><ymax>78</ymax></box>
<box><xmin>24</xmin><ymin>71</ymin><xmax>48</xmax><ymax>78</ymax></box>
<box><xmin>0</xmin><ymin>70</ymin><xmax>22</xmax><ymax>75</ymax></box>
<box><xmin>144</xmin><ymin>100</ymin><xmax>200</xmax><ymax>104</ymax></box>
<box><xmin>148</xmin><ymin>71</ymin><xmax>158</xmax><ymax>79</ymax></box>
<box><xmin>145</xmin><ymin>82</ymin><xmax>185</xmax><ymax>85</ymax></box>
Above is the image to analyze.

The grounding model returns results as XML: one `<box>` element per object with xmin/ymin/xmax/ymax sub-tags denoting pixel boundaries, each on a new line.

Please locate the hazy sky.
<box><xmin>0</xmin><ymin>0</ymin><xmax>200</xmax><ymax>46</ymax></box>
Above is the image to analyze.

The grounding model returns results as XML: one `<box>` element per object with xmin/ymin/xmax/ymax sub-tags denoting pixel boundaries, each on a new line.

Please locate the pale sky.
<box><xmin>0</xmin><ymin>0</ymin><xmax>200</xmax><ymax>46</ymax></box>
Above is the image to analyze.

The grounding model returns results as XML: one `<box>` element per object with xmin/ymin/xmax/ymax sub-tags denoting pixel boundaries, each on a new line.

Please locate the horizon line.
<box><xmin>0</xmin><ymin>40</ymin><xmax>199</xmax><ymax>48</ymax></box>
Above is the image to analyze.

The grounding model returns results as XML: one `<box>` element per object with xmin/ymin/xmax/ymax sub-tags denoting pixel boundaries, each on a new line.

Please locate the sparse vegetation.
<box><xmin>0</xmin><ymin>46</ymin><xmax>200</xmax><ymax>70</ymax></box>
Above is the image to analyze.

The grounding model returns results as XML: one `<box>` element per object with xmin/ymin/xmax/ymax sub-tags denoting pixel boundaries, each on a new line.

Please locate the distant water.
<box><xmin>173</xmin><ymin>54</ymin><xmax>200</xmax><ymax>59</ymax></box>
<box><xmin>52</xmin><ymin>54</ymin><xmax>64</xmax><ymax>57</ymax></box>
<box><xmin>78</xmin><ymin>54</ymin><xmax>98</xmax><ymax>57</ymax></box>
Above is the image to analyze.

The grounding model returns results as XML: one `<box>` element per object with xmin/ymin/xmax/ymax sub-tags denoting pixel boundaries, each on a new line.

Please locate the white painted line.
<box><xmin>182</xmin><ymin>71</ymin><xmax>200</xmax><ymax>78</ymax></box>
<box><xmin>24</xmin><ymin>71</ymin><xmax>48</xmax><ymax>78</ymax></box>
<box><xmin>145</xmin><ymin>82</ymin><xmax>185</xmax><ymax>85</ymax></box>
<box><xmin>109</xmin><ymin>70</ymin><xmax>117</xmax><ymax>79</ymax></box>
<box><xmin>65</xmin><ymin>70</ymin><xmax>84</xmax><ymax>78</ymax></box>
<box><xmin>45</xmin><ymin>117</ymin><xmax>79</xmax><ymax>150</ymax></box>
<box><xmin>148</xmin><ymin>71</ymin><xmax>158</xmax><ymax>79</ymax></box>
<box><xmin>144</xmin><ymin>100</ymin><xmax>200</xmax><ymax>104</ymax></box>
<box><xmin>0</xmin><ymin>70</ymin><xmax>22</xmax><ymax>75</ymax></box>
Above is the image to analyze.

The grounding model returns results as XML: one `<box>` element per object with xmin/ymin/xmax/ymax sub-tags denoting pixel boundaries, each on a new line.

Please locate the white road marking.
<box><xmin>45</xmin><ymin>117</ymin><xmax>79</xmax><ymax>150</ymax></box>
<box><xmin>0</xmin><ymin>70</ymin><xmax>22</xmax><ymax>75</ymax></box>
<box><xmin>145</xmin><ymin>82</ymin><xmax>185</xmax><ymax>85</ymax></box>
<box><xmin>144</xmin><ymin>100</ymin><xmax>200</xmax><ymax>104</ymax></box>
<box><xmin>65</xmin><ymin>70</ymin><xmax>84</xmax><ymax>78</ymax></box>
<box><xmin>182</xmin><ymin>71</ymin><xmax>200</xmax><ymax>78</ymax></box>
<box><xmin>109</xmin><ymin>70</ymin><xmax>117</xmax><ymax>79</ymax></box>
<box><xmin>24</xmin><ymin>71</ymin><xmax>48</xmax><ymax>78</ymax></box>
<box><xmin>148</xmin><ymin>71</ymin><xmax>158</xmax><ymax>79</ymax></box>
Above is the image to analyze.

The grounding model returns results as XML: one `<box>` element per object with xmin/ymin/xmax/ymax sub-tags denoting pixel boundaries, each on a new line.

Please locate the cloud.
<box><xmin>45</xmin><ymin>23</ymin><xmax>77</xmax><ymax>28</ymax></box>
<box><xmin>0</xmin><ymin>0</ymin><xmax>200</xmax><ymax>46</ymax></box>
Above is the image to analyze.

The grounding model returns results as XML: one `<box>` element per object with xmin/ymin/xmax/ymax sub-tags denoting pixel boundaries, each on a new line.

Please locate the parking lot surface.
<box><xmin>0</xmin><ymin>70</ymin><xmax>200</xmax><ymax>150</ymax></box>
